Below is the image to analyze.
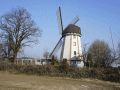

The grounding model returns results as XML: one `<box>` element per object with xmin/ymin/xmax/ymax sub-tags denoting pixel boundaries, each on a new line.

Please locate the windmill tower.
<box><xmin>50</xmin><ymin>7</ymin><xmax>84</xmax><ymax>67</ymax></box>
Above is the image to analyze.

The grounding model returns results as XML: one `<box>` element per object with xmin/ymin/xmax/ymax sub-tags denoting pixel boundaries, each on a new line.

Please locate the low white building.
<box><xmin>17</xmin><ymin>57</ymin><xmax>49</xmax><ymax>65</ymax></box>
<box><xmin>111</xmin><ymin>60</ymin><xmax>120</xmax><ymax>67</ymax></box>
<box><xmin>34</xmin><ymin>59</ymin><xmax>47</xmax><ymax>65</ymax></box>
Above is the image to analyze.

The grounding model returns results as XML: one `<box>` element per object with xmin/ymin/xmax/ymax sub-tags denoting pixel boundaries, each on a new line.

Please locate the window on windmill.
<box><xmin>74</xmin><ymin>51</ymin><xmax>76</xmax><ymax>55</ymax></box>
<box><xmin>73</xmin><ymin>42</ymin><xmax>76</xmax><ymax>46</ymax></box>
<box><xmin>73</xmin><ymin>35</ymin><xmax>76</xmax><ymax>39</ymax></box>
<box><xmin>37</xmin><ymin>60</ymin><xmax>41</xmax><ymax>62</ymax></box>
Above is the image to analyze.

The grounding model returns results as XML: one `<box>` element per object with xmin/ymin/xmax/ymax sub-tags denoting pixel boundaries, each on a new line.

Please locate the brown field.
<box><xmin>0</xmin><ymin>71</ymin><xmax>119</xmax><ymax>90</ymax></box>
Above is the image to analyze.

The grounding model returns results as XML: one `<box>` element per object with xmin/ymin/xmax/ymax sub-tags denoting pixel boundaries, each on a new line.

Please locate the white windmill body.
<box><xmin>61</xmin><ymin>24</ymin><xmax>83</xmax><ymax>66</ymax></box>
<box><xmin>50</xmin><ymin>7</ymin><xmax>84</xmax><ymax>67</ymax></box>
<box><xmin>61</xmin><ymin>25</ymin><xmax>82</xmax><ymax>60</ymax></box>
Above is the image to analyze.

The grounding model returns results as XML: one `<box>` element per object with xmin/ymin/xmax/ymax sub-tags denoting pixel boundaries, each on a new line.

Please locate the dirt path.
<box><xmin>0</xmin><ymin>71</ymin><xmax>119</xmax><ymax>90</ymax></box>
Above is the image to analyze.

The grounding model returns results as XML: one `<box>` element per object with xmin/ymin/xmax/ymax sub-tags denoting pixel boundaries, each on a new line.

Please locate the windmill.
<box><xmin>50</xmin><ymin>7</ymin><xmax>84</xmax><ymax>67</ymax></box>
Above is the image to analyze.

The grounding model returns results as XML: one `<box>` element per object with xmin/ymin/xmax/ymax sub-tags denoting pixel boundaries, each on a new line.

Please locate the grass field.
<box><xmin>0</xmin><ymin>71</ymin><xmax>119</xmax><ymax>90</ymax></box>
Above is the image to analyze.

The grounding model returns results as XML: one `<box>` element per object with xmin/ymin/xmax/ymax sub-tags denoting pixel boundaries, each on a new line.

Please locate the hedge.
<box><xmin>0</xmin><ymin>61</ymin><xmax>119</xmax><ymax>83</ymax></box>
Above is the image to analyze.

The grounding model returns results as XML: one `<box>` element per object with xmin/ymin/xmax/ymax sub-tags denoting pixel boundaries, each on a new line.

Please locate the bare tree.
<box><xmin>116</xmin><ymin>42</ymin><xmax>120</xmax><ymax>66</ymax></box>
<box><xmin>82</xmin><ymin>43</ymin><xmax>88</xmax><ymax>66</ymax></box>
<box><xmin>117</xmin><ymin>42</ymin><xmax>120</xmax><ymax>59</ymax></box>
<box><xmin>43</xmin><ymin>51</ymin><xmax>49</xmax><ymax>60</ymax></box>
<box><xmin>0</xmin><ymin>8</ymin><xmax>41</xmax><ymax>62</ymax></box>
<box><xmin>0</xmin><ymin>43</ymin><xmax>3</xmax><ymax>59</ymax></box>
<box><xmin>88</xmin><ymin>40</ymin><xmax>111</xmax><ymax>67</ymax></box>
<box><xmin>0</xmin><ymin>43</ymin><xmax>6</xmax><ymax>58</ymax></box>
<box><xmin>43</xmin><ymin>51</ymin><xmax>50</xmax><ymax>64</ymax></box>
<box><xmin>86</xmin><ymin>53</ymin><xmax>92</xmax><ymax>68</ymax></box>
<box><xmin>51</xmin><ymin>55</ymin><xmax>58</xmax><ymax>65</ymax></box>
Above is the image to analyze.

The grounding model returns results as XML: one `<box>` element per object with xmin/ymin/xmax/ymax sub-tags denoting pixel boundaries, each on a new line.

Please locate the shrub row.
<box><xmin>0</xmin><ymin>62</ymin><xmax>119</xmax><ymax>83</ymax></box>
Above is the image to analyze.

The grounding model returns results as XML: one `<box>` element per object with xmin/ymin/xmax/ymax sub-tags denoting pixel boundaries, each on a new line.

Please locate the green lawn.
<box><xmin>0</xmin><ymin>71</ymin><xmax>119</xmax><ymax>90</ymax></box>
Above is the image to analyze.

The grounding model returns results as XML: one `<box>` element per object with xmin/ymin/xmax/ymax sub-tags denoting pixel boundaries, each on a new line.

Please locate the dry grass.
<box><xmin>0</xmin><ymin>71</ymin><xmax>119</xmax><ymax>90</ymax></box>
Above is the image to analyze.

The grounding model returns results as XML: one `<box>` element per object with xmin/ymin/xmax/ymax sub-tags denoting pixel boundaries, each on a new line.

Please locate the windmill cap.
<box><xmin>62</xmin><ymin>24</ymin><xmax>81</xmax><ymax>35</ymax></box>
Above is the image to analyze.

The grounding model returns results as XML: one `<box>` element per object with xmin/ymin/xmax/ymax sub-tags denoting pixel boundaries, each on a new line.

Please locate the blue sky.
<box><xmin>0</xmin><ymin>0</ymin><xmax>120</xmax><ymax>58</ymax></box>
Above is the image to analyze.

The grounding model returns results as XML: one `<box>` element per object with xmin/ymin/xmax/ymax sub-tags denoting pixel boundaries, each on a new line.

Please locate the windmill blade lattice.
<box><xmin>56</xmin><ymin>7</ymin><xmax>63</xmax><ymax>35</ymax></box>
<box><xmin>70</xmin><ymin>16</ymin><xmax>79</xmax><ymax>25</ymax></box>
<box><xmin>49</xmin><ymin>37</ymin><xmax>63</xmax><ymax>57</ymax></box>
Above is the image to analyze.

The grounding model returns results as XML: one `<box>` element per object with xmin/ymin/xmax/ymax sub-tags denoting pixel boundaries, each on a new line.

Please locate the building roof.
<box><xmin>62</xmin><ymin>24</ymin><xmax>81</xmax><ymax>35</ymax></box>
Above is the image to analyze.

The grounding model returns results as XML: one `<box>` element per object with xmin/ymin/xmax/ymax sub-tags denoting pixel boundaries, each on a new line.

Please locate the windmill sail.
<box><xmin>56</xmin><ymin>6</ymin><xmax>63</xmax><ymax>35</ymax></box>
<box><xmin>70</xmin><ymin>16</ymin><xmax>79</xmax><ymax>25</ymax></box>
<box><xmin>64</xmin><ymin>16</ymin><xmax>79</xmax><ymax>30</ymax></box>
<box><xmin>49</xmin><ymin>37</ymin><xmax>63</xmax><ymax>57</ymax></box>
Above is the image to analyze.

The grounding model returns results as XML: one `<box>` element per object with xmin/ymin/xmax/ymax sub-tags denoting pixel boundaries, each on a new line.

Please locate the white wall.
<box><xmin>61</xmin><ymin>35</ymin><xmax>71</xmax><ymax>60</ymax></box>
<box><xmin>62</xmin><ymin>33</ymin><xmax>82</xmax><ymax>60</ymax></box>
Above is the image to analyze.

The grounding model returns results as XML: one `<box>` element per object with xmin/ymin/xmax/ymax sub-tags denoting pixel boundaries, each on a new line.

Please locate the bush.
<box><xmin>59</xmin><ymin>59</ymin><xmax>69</xmax><ymax>72</ymax></box>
